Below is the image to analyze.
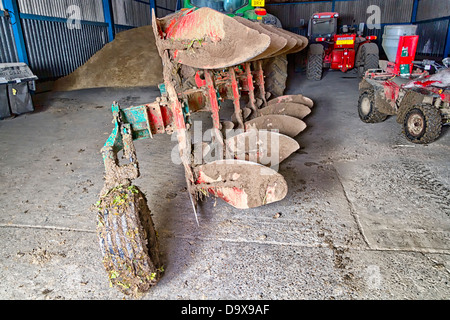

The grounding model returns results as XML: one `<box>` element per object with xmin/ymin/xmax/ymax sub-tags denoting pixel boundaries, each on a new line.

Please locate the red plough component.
<box><xmin>98</xmin><ymin>7</ymin><xmax>314</xmax><ymax>295</ymax></box>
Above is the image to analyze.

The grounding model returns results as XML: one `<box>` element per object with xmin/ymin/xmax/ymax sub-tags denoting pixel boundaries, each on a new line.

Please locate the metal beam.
<box><xmin>411</xmin><ymin>0</ymin><xmax>419</xmax><ymax>23</ymax></box>
<box><xmin>150</xmin><ymin>0</ymin><xmax>157</xmax><ymax>18</ymax></box>
<box><xmin>444</xmin><ymin>19</ymin><xmax>450</xmax><ymax>58</ymax></box>
<box><xmin>102</xmin><ymin>0</ymin><xmax>115</xmax><ymax>42</ymax></box>
<box><xmin>3</xmin><ymin>0</ymin><xmax>28</xmax><ymax>64</ymax></box>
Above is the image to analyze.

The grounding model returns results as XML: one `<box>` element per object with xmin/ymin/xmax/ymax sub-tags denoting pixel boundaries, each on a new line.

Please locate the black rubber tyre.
<box><xmin>306</xmin><ymin>44</ymin><xmax>324</xmax><ymax>81</ymax></box>
<box><xmin>358</xmin><ymin>90</ymin><xmax>388</xmax><ymax>123</ymax></box>
<box><xmin>403</xmin><ymin>104</ymin><xmax>442</xmax><ymax>144</ymax></box>
<box><xmin>97</xmin><ymin>185</ymin><xmax>162</xmax><ymax>297</ymax></box>
<box><xmin>357</xmin><ymin>43</ymin><xmax>379</xmax><ymax>77</ymax></box>
<box><xmin>263</xmin><ymin>54</ymin><xmax>288</xmax><ymax>98</ymax></box>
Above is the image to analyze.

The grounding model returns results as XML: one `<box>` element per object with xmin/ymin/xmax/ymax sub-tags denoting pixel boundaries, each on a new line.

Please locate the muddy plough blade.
<box><xmin>97</xmin><ymin>7</ymin><xmax>314</xmax><ymax>295</ymax></box>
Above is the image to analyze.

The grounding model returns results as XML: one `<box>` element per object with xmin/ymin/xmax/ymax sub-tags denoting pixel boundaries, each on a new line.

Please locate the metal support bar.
<box><xmin>244</xmin><ymin>62</ymin><xmax>258</xmax><ymax>118</ymax></box>
<box><xmin>102</xmin><ymin>0</ymin><xmax>115</xmax><ymax>42</ymax></box>
<box><xmin>150</xmin><ymin>0</ymin><xmax>157</xmax><ymax>19</ymax></box>
<box><xmin>204</xmin><ymin>70</ymin><xmax>221</xmax><ymax>130</ymax></box>
<box><xmin>253</xmin><ymin>60</ymin><xmax>267</xmax><ymax>108</ymax></box>
<box><xmin>3</xmin><ymin>0</ymin><xmax>28</xmax><ymax>64</ymax></box>
<box><xmin>411</xmin><ymin>0</ymin><xmax>419</xmax><ymax>23</ymax></box>
<box><xmin>228</xmin><ymin>67</ymin><xmax>244</xmax><ymax>129</ymax></box>
<box><xmin>445</xmin><ymin>20</ymin><xmax>450</xmax><ymax>58</ymax></box>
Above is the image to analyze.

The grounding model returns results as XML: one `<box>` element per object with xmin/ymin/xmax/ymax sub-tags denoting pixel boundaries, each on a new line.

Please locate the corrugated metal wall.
<box><xmin>113</xmin><ymin>0</ymin><xmax>151</xmax><ymax>28</ymax></box>
<box><xmin>16</xmin><ymin>0</ymin><xmax>108</xmax><ymax>79</ymax></box>
<box><xmin>18</xmin><ymin>0</ymin><xmax>105</xmax><ymax>22</ymax></box>
<box><xmin>334</xmin><ymin>0</ymin><xmax>414</xmax><ymax>25</ymax></box>
<box><xmin>0</xmin><ymin>13</ymin><xmax>19</xmax><ymax>63</ymax></box>
<box><xmin>416</xmin><ymin>0</ymin><xmax>450</xmax><ymax>21</ymax></box>
<box><xmin>267</xmin><ymin>0</ymin><xmax>414</xmax><ymax>28</ymax></box>
<box><xmin>0</xmin><ymin>0</ymin><xmax>449</xmax><ymax>80</ymax></box>
<box><xmin>416</xmin><ymin>19</ymin><xmax>449</xmax><ymax>57</ymax></box>
<box><xmin>156</xmin><ymin>0</ymin><xmax>177</xmax><ymax>17</ymax></box>
<box><xmin>22</xmin><ymin>19</ymin><xmax>107</xmax><ymax>79</ymax></box>
<box><xmin>267</xmin><ymin>2</ymin><xmax>331</xmax><ymax>30</ymax></box>
<box><xmin>267</xmin><ymin>0</ymin><xmax>449</xmax><ymax>58</ymax></box>
<box><xmin>415</xmin><ymin>0</ymin><xmax>450</xmax><ymax>57</ymax></box>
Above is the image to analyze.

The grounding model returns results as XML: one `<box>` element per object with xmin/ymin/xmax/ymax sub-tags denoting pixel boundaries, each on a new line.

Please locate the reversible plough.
<box><xmin>96</xmin><ymin>8</ymin><xmax>314</xmax><ymax>296</ymax></box>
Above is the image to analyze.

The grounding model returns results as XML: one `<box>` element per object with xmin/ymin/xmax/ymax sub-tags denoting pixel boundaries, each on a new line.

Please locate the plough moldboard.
<box><xmin>96</xmin><ymin>7</ymin><xmax>314</xmax><ymax>296</ymax></box>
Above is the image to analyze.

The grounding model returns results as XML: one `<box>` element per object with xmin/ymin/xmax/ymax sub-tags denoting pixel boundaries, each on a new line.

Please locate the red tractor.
<box><xmin>306</xmin><ymin>12</ymin><xmax>379</xmax><ymax>80</ymax></box>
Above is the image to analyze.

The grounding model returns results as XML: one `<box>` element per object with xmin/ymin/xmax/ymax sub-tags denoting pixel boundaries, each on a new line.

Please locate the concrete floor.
<box><xmin>0</xmin><ymin>66</ymin><xmax>449</xmax><ymax>300</ymax></box>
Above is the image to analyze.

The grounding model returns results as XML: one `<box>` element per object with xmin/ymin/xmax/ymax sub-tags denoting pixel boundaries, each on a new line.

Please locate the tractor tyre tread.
<box><xmin>264</xmin><ymin>55</ymin><xmax>288</xmax><ymax>98</ymax></box>
<box><xmin>306</xmin><ymin>45</ymin><xmax>323</xmax><ymax>81</ymax></box>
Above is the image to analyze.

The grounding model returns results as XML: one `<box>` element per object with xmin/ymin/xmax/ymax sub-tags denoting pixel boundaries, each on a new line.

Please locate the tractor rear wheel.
<box><xmin>306</xmin><ymin>44</ymin><xmax>324</xmax><ymax>81</ymax></box>
<box><xmin>263</xmin><ymin>54</ymin><xmax>288</xmax><ymax>98</ymax></box>
<box><xmin>403</xmin><ymin>104</ymin><xmax>442</xmax><ymax>144</ymax></box>
<box><xmin>358</xmin><ymin>89</ymin><xmax>388</xmax><ymax>123</ymax></box>
<box><xmin>357</xmin><ymin>43</ymin><xmax>379</xmax><ymax>77</ymax></box>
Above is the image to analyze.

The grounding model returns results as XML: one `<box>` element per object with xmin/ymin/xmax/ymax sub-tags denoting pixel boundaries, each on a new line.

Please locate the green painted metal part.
<box><xmin>183</xmin><ymin>0</ymin><xmax>258</xmax><ymax>19</ymax></box>
<box><xmin>102</xmin><ymin>102</ymin><xmax>153</xmax><ymax>162</ymax></box>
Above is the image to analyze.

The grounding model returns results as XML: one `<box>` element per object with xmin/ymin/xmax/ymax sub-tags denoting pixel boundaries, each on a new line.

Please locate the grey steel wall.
<box><xmin>267</xmin><ymin>0</ymin><xmax>414</xmax><ymax>29</ymax></box>
<box><xmin>0</xmin><ymin>0</ymin><xmax>156</xmax><ymax>80</ymax></box>
<box><xmin>15</xmin><ymin>0</ymin><xmax>108</xmax><ymax>79</ymax></box>
<box><xmin>156</xmin><ymin>0</ymin><xmax>177</xmax><ymax>18</ymax></box>
<box><xmin>415</xmin><ymin>0</ymin><xmax>450</xmax><ymax>57</ymax></box>
<box><xmin>416</xmin><ymin>19</ymin><xmax>449</xmax><ymax>57</ymax></box>
<box><xmin>416</xmin><ymin>0</ymin><xmax>450</xmax><ymax>21</ymax></box>
<box><xmin>18</xmin><ymin>0</ymin><xmax>105</xmax><ymax>22</ymax></box>
<box><xmin>334</xmin><ymin>0</ymin><xmax>414</xmax><ymax>25</ymax></box>
<box><xmin>0</xmin><ymin>14</ymin><xmax>19</xmax><ymax>63</ymax></box>
<box><xmin>21</xmin><ymin>19</ymin><xmax>108</xmax><ymax>79</ymax></box>
<box><xmin>1</xmin><ymin>0</ymin><xmax>448</xmax><ymax>80</ymax></box>
<box><xmin>267</xmin><ymin>1</ymin><xmax>331</xmax><ymax>30</ymax></box>
<box><xmin>267</xmin><ymin>0</ymin><xmax>449</xmax><ymax>58</ymax></box>
<box><xmin>113</xmin><ymin>0</ymin><xmax>151</xmax><ymax>28</ymax></box>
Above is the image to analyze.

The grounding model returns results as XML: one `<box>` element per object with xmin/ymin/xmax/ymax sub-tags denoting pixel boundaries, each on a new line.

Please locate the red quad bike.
<box><xmin>358</xmin><ymin>34</ymin><xmax>450</xmax><ymax>144</ymax></box>
<box><xmin>306</xmin><ymin>12</ymin><xmax>379</xmax><ymax>80</ymax></box>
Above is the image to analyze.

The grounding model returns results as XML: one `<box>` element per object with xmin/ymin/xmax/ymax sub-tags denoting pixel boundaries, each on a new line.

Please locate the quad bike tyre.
<box><xmin>358</xmin><ymin>89</ymin><xmax>388</xmax><ymax>123</ymax></box>
<box><xmin>97</xmin><ymin>185</ymin><xmax>162</xmax><ymax>297</ymax></box>
<box><xmin>306</xmin><ymin>44</ymin><xmax>324</xmax><ymax>81</ymax></box>
<box><xmin>402</xmin><ymin>103</ymin><xmax>442</xmax><ymax>144</ymax></box>
<box><xmin>357</xmin><ymin>43</ymin><xmax>379</xmax><ymax>77</ymax></box>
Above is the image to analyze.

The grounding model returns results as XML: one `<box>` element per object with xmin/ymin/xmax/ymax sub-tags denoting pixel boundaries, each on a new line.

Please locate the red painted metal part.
<box><xmin>392</xmin><ymin>35</ymin><xmax>419</xmax><ymax>75</ymax></box>
<box><xmin>228</xmin><ymin>67</ymin><xmax>244</xmax><ymax>129</ymax></box>
<box><xmin>254</xmin><ymin>60</ymin><xmax>267</xmax><ymax>108</ymax></box>
<box><xmin>204</xmin><ymin>70</ymin><xmax>221</xmax><ymax>130</ymax></box>
<box><xmin>244</xmin><ymin>62</ymin><xmax>258</xmax><ymax>115</ymax></box>
<box><xmin>195</xmin><ymin>170</ymin><xmax>249</xmax><ymax>209</ymax></box>
<box><xmin>146</xmin><ymin>103</ymin><xmax>166</xmax><ymax>134</ymax></box>
<box><xmin>331</xmin><ymin>48</ymin><xmax>356</xmax><ymax>72</ymax></box>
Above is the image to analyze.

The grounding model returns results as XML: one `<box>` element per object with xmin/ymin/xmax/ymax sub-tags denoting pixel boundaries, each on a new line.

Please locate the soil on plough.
<box><xmin>54</xmin><ymin>26</ymin><xmax>163</xmax><ymax>92</ymax></box>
